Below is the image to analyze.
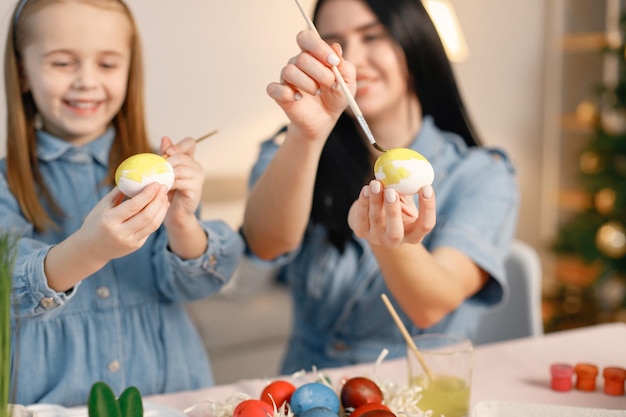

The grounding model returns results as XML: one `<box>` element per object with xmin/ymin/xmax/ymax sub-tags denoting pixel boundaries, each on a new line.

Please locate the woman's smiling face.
<box><xmin>316</xmin><ymin>0</ymin><xmax>414</xmax><ymax>124</ymax></box>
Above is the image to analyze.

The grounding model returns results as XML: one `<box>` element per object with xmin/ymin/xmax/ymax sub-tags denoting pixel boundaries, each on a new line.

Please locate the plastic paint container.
<box><xmin>574</xmin><ymin>363</ymin><xmax>599</xmax><ymax>392</ymax></box>
<box><xmin>550</xmin><ymin>363</ymin><xmax>574</xmax><ymax>392</ymax></box>
<box><xmin>603</xmin><ymin>367</ymin><xmax>626</xmax><ymax>396</ymax></box>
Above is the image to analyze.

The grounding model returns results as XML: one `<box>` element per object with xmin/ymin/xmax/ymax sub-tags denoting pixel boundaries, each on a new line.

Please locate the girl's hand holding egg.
<box><xmin>115</xmin><ymin>153</ymin><xmax>175</xmax><ymax>198</ymax></box>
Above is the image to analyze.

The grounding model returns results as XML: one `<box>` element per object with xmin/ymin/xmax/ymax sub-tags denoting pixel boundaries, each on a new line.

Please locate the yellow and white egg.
<box><xmin>114</xmin><ymin>153</ymin><xmax>175</xmax><ymax>198</ymax></box>
<box><xmin>374</xmin><ymin>148</ymin><xmax>434</xmax><ymax>195</ymax></box>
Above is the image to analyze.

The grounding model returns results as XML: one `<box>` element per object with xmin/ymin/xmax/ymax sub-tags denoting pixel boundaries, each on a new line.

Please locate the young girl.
<box><xmin>243</xmin><ymin>0</ymin><xmax>519</xmax><ymax>373</ymax></box>
<box><xmin>3</xmin><ymin>0</ymin><xmax>244</xmax><ymax>406</ymax></box>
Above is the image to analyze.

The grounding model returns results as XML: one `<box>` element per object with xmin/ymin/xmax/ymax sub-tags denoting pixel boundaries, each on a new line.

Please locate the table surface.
<box><xmin>148</xmin><ymin>322</ymin><xmax>626</xmax><ymax>412</ymax></box>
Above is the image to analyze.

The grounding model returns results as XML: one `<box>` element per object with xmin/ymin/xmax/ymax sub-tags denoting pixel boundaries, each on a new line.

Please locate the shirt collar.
<box><xmin>36</xmin><ymin>127</ymin><xmax>115</xmax><ymax>166</ymax></box>
<box><xmin>409</xmin><ymin>115</ymin><xmax>466</xmax><ymax>161</ymax></box>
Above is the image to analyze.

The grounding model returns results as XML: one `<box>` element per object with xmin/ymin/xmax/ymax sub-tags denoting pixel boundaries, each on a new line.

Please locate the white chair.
<box><xmin>473</xmin><ymin>240</ymin><xmax>544</xmax><ymax>345</ymax></box>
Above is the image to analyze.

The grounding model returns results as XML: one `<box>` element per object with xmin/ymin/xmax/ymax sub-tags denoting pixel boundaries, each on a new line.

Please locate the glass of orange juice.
<box><xmin>407</xmin><ymin>334</ymin><xmax>473</xmax><ymax>417</ymax></box>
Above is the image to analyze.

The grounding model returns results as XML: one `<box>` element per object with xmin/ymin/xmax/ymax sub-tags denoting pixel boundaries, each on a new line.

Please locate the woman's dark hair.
<box><xmin>310</xmin><ymin>0</ymin><xmax>481</xmax><ymax>251</ymax></box>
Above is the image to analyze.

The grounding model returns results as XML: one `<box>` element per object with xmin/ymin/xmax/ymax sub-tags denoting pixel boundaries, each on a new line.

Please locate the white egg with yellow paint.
<box><xmin>115</xmin><ymin>153</ymin><xmax>175</xmax><ymax>198</ymax></box>
<box><xmin>374</xmin><ymin>148</ymin><xmax>434</xmax><ymax>195</ymax></box>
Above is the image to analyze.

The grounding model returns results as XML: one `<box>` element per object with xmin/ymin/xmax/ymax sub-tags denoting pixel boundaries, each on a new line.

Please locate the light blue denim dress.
<box><xmin>247</xmin><ymin>116</ymin><xmax>519</xmax><ymax>374</ymax></box>
<box><xmin>1</xmin><ymin>129</ymin><xmax>244</xmax><ymax>406</ymax></box>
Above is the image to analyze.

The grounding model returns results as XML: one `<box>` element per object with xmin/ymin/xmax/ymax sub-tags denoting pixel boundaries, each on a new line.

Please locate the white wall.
<box><xmin>452</xmin><ymin>0</ymin><xmax>547</xmax><ymax>251</ymax></box>
<box><xmin>0</xmin><ymin>0</ymin><xmax>548</xmax><ymax>251</ymax></box>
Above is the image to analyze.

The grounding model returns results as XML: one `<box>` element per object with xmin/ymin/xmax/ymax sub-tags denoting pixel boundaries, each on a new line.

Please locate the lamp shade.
<box><xmin>423</xmin><ymin>0</ymin><xmax>469</xmax><ymax>62</ymax></box>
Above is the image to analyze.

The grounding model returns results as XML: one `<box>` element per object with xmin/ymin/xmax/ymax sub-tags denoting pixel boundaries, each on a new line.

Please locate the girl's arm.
<box><xmin>160</xmin><ymin>136</ymin><xmax>209</xmax><ymax>259</ymax></box>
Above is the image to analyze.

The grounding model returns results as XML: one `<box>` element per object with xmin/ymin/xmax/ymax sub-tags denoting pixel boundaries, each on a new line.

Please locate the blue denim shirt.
<box><xmin>247</xmin><ymin>117</ymin><xmax>519</xmax><ymax>374</ymax></box>
<box><xmin>2</xmin><ymin>129</ymin><xmax>244</xmax><ymax>406</ymax></box>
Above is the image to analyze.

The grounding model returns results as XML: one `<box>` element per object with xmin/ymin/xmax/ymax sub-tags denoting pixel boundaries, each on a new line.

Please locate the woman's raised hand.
<box><xmin>266</xmin><ymin>29</ymin><xmax>356</xmax><ymax>140</ymax></box>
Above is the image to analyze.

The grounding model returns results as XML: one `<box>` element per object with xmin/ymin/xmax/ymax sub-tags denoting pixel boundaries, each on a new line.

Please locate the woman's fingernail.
<box><xmin>327</xmin><ymin>53</ymin><xmax>340</xmax><ymax>66</ymax></box>
<box><xmin>332</xmin><ymin>82</ymin><xmax>339</xmax><ymax>90</ymax></box>
<box><xmin>370</xmin><ymin>181</ymin><xmax>381</xmax><ymax>194</ymax></box>
<box><xmin>294</xmin><ymin>92</ymin><xmax>303</xmax><ymax>101</ymax></box>
<box><xmin>363</xmin><ymin>185</ymin><xmax>370</xmax><ymax>197</ymax></box>
<box><xmin>385</xmin><ymin>188</ymin><xmax>397</xmax><ymax>204</ymax></box>
<box><xmin>422</xmin><ymin>185</ymin><xmax>433</xmax><ymax>198</ymax></box>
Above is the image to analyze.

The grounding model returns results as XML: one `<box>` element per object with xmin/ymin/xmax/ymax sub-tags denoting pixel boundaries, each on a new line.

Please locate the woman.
<box><xmin>243</xmin><ymin>0</ymin><xmax>519</xmax><ymax>373</ymax></box>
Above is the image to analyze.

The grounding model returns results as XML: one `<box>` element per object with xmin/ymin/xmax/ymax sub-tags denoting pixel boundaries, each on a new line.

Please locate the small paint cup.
<box><xmin>574</xmin><ymin>363</ymin><xmax>599</xmax><ymax>392</ymax></box>
<box><xmin>550</xmin><ymin>363</ymin><xmax>574</xmax><ymax>391</ymax></box>
<box><xmin>603</xmin><ymin>367</ymin><xmax>626</xmax><ymax>396</ymax></box>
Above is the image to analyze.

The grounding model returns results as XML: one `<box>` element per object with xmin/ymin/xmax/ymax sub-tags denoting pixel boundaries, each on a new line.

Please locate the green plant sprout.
<box><xmin>88</xmin><ymin>382</ymin><xmax>143</xmax><ymax>417</ymax></box>
<box><xmin>1</xmin><ymin>232</ymin><xmax>18</xmax><ymax>417</ymax></box>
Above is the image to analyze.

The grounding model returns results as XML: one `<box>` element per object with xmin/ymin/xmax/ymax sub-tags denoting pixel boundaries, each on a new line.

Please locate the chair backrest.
<box><xmin>473</xmin><ymin>240</ymin><xmax>544</xmax><ymax>345</ymax></box>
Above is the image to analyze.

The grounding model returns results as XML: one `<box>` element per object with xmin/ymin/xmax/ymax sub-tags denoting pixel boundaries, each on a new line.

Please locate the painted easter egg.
<box><xmin>260</xmin><ymin>379</ymin><xmax>296</xmax><ymax>408</ymax></box>
<box><xmin>115</xmin><ymin>153</ymin><xmax>174</xmax><ymax>198</ymax></box>
<box><xmin>289</xmin><ymin>382</ymin><xmax>340</xmax><ymax>417</ymax></box>
<box><xmin>374</xmin><ymin>148</ymin><xmax>434</xmax><ymax>195</ymax></box>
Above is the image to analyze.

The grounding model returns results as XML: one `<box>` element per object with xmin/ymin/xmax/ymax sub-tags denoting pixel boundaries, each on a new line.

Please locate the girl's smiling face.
<box><xmin>316</xmin><ymin>0</ymin><xmax>415</xmax><ymax>125</ymax></box>
<box><xmin>20</xmin><ymin>1</ymin><xmax>132</xmax><ymax>145</ymax></box>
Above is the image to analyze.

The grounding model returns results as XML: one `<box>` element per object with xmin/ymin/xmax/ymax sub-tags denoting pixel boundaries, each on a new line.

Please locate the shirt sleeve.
<box><xmin>428</xmin><ymin>148</ymin><xmax>520</xmax><ymax>306</ymax></box>
<box><xmin>248</xmin><ymin>135</ymin><xmax>281</xmax><ymax>189</ymax></box>
<box><xmin>0</xmin><ymin>173</ymin><xmax>79</xmax><ymax>320</ymax></box>
<box><xmin>152</xmin><ymin>218</ymin><xmax>245</xmax><ymax>302</ymax></box>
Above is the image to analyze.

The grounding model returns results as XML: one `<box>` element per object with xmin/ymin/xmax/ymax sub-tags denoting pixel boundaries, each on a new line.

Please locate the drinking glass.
<box><xmin>407</xmin><ymin>334</ymin><xmax>473</xmax><ymax>417</ymax></box>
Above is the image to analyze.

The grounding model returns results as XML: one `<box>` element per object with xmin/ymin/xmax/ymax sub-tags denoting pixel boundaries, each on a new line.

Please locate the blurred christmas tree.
<box><xmin>551</xmin><ymin>14</ymin><xmax>626</xmax><ymax>330</ymax></box>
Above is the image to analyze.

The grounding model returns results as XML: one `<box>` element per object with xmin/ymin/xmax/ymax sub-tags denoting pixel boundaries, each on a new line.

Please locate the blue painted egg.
<box><xmin>290</xmin><ymin>382</ymin><xmax>340</xmax><ymax>416</ymax></box>
<box><xmin>299</xmin><ymin>407</ymin><xmax>339</xmax><ymax>417</ymax></box>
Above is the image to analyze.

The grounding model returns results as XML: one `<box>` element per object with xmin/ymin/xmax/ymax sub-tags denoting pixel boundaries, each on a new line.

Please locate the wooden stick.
<box><xmin>381</xmin><ymin>293</ymin><xmax>435</xmax><ymax>381</ymax></box>
<box><xmin>195</xmin><ymin>129</ymin><xmax>218</xmax><ymax>144</ymax></box>
<box><xmin>161</xmin><ymin>130</ymin><xmax>217</xmax><ymax>158</ymax></box>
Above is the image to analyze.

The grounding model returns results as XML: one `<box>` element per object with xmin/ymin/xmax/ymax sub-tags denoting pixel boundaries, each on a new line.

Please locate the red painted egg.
<box><xmin>233</xmin><ymin>399</ymin><xmax>275</xmax><ymax>417</ymax></box>
<box><xmin>359</xmin><ymin>410</ymin><xmax>396</xmax><ymax>417</ymax></box>
<box><xmin>340</xmin><ymin>377</ymin><xmax>384</xmax><ymax>409</ymax></box>
<box><xmin>261</xmin><ymin>380</ymin><xmax>296</xmax><ymax>408</ymax></box>
<box><xmin>350</xmin><ymin>403</ymin><xmax>392</xmax><ymax>417</ymax></box>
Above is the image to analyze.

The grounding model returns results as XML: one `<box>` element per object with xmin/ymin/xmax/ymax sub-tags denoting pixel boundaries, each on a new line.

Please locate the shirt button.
<box><xmin>108</xmin><ymin>360</ymin><xmax>121</xmax><ymax>373</ymax></box>
<box><xmin>40</xmin><ymin>297</ymin><xmax>55</xmax><ymax>309</ymax></box>
<box><xmin>96</xmin><ymin>286</ymin><xmax>111</xmax><ymax>299</ymax></box>
<box><xmin>70</xmin><ymin>152</ymin><xmax>90</xmax><ymax>164</ymax></box>
<box><xmin>334</xmin><ymin>341</ymin><xmax>349</xmax><ymax>351</ymax></box>
<box><xmin>208</xmin><ymin>255</ymin><xmax>217</xmax><ymax>267</ymax></box>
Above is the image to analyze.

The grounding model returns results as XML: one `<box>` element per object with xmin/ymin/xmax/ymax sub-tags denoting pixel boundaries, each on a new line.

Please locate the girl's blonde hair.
<box><xmin>4</xmin><ymin>0</ymin><xmax>153</xmax><ymax>232</ymax></box>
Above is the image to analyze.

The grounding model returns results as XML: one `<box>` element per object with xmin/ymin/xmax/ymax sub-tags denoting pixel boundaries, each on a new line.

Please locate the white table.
<box><xmin>148</xmin><ymin>323</ymin><xmax>626</xmax><ymax>411</ymax></box>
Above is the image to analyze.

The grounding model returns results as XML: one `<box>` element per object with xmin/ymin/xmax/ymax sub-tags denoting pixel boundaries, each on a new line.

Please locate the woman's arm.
<box><xmin>243</xmin><ymin>30</ymin><xmax>355</xmax><ymax>260</ymax></box>
<box><xmin>350</xmin><ymin>162</ymin><xmax>517</xmax><ymax>328</ymax></box>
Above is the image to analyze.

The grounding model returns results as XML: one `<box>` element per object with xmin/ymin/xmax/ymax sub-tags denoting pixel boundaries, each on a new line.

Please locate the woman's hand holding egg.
<box><xmin>348</xmin><ymin>148</ymin><xmax>436</xmax><ymax>247</ymax></box>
